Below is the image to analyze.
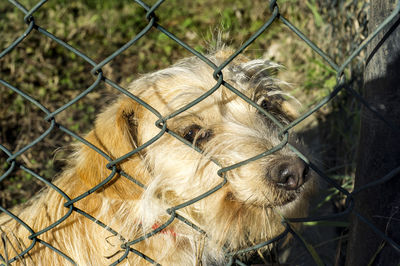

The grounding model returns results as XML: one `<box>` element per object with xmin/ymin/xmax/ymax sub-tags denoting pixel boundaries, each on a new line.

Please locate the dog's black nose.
<box><xmin>270</xmin><ymin>158</ymin><xmax>309</xmax><ymax>190</ymax></box>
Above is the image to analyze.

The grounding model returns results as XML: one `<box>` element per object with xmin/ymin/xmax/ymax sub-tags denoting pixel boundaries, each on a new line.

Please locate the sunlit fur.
<box><xmin>0</xmin><ymin>48</ymin><xmax>316</xmax><ymax>265</ymax></box>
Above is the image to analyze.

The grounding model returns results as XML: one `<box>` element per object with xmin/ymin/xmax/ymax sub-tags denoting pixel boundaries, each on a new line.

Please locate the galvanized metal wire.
<box><xmin>1</xmin><ymin>0</ymin><xmax>400</xmax><ymax>265</ymax></box>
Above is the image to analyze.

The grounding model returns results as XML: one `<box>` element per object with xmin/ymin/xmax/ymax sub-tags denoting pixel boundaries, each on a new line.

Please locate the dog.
<box><xmin>0</xmin><ymin>47</ymin><xmax>316</xmax><ymax>265</ymax></box>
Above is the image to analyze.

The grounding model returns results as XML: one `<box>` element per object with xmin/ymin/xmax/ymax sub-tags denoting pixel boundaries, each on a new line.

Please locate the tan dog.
<box><xmin>0</xmin><ymin>48</ymin><xmax>315</xmax><ymax>265</ymax></box>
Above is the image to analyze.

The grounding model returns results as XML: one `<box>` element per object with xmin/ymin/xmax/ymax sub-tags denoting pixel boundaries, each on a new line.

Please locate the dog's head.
<box><xmin>77</xmin><ymin>48</ymin><xmax>316</xmax><ymax>250</ymax></box>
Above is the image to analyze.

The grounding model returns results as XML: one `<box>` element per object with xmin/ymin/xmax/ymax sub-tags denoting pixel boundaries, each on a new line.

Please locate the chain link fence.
<box><xmin>1</xmin><ymin>0</ymin><xmax>399</xmax><ymax>265</ymax></box>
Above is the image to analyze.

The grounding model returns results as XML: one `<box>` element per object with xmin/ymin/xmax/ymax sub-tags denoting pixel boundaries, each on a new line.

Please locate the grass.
<box><xmin>0</xmin><ymin>0</ymin><xmax>369</xmax><ymax>264</ymax></box>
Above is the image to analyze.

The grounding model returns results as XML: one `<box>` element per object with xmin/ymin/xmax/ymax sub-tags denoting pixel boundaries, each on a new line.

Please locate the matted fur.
<box><xmin>0</xmin><ymin>48</ymin><xmax>316</xmax><ymax>265</ymax></box>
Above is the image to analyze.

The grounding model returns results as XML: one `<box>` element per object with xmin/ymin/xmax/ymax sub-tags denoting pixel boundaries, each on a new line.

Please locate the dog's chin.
<box><xmin>275</xmin><ymin>193</ymin><xmax>299</xmax><ymax>207</ymax></box>
<box><xmin>252</xmin><ymin>186</ymin><xmax>306</xmax><ymax>208</ymax></box>
<box><xmin>241</xmin><ymin>192</ymin><xmax>299</xmax><ymax>209</ymax></box>
<box><xmin>277</xmin><ymin>186</ymin><xmax>305</xmax><ymax>206</ymax></box>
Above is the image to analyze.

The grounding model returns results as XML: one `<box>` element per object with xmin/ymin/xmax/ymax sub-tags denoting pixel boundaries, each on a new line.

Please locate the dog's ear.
<box><xmin>75</xmin><ymin>96</ymin><xmax>149</xmax><ymax>200</ymax></box>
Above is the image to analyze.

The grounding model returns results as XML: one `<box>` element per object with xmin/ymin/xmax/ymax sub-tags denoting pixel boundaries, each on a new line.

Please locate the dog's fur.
<box><xmin>0</xmin><ymin>48</ymin><xmax>316</xmax><ymax>265</ymax></box>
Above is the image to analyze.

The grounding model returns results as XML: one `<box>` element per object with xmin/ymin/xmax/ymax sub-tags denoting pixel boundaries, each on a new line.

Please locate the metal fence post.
<box><xmin>346</xmin><ymin>0</ymin><xmax>400</xmax><ymax>265</ymax></box>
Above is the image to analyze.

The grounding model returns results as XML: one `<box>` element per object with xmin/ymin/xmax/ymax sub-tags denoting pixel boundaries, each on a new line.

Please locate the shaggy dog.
<box><xmin>0</xmin><ymin>48</ymin><xmax>315</xmax><ymax>265</ymax></box>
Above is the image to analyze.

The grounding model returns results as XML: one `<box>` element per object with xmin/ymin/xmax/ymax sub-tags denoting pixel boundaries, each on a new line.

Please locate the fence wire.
<box><xmin>0</xmin><ymin>0</ymin><xmax>399</xmax><ymax>265</ymax></box>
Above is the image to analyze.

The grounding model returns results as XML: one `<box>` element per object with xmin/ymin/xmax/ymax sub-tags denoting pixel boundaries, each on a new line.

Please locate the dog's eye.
<box><xmin>183</xmin><ymin>124</ymin><xmax>211</xmax><ymax>144</ymax></box>
<box><xmin>257</xmin><ymin>95</ymin><xmax>283</xmax><ymax>113</ymax></box>
<box><xmin>259</xmin><ymin>99</ymin><xmax>272</xmax><ymax>111</ymax></box>
<box><xmin>183</xmin><ymin>125</ymin><xmax>202</xmax><ymax>143</ymax></box>
<box><xmin>257</xmin><ymin>96</ymin><xmax>274</xmax><ymax>112</ymax></box>
<box><xmin>256</xmin><ymin>95</ymin><xmax>294</xmax><ymax>124</ymax></box>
